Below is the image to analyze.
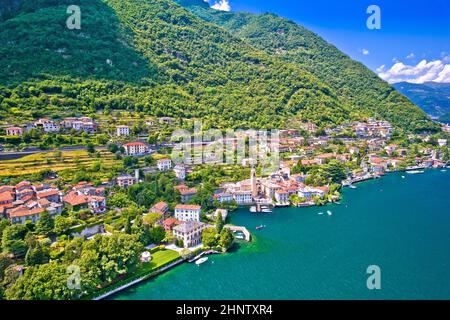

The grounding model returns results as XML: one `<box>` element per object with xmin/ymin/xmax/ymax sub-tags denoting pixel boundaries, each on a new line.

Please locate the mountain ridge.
<box><xmin>0</xmin><ymin>0</ymin><xmax>439</xmax><ymax>132</ymax></box>
<box><xmin>393</xmin><ymin>81</ymin><xmax>450</xmax><ymax>121</ymax></box>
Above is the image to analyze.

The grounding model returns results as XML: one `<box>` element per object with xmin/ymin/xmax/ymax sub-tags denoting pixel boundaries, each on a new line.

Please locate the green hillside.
<box><xmin>176</xmin><ymin>0</ymin><xmax>438</xmax><ymax>132</ymax></box>
<box><xmin>0</xmin><ymin>0</ymin><xmax>438</xmax><ymax>132</ymax></box>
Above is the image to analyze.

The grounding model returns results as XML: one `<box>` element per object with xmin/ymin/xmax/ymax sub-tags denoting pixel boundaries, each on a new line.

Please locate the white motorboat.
<box><xmin>195</xmin><ymin>257</ymin><xmax>208</xmax><ymax>266</ymax></box>
<box><xmin>327</xmin><ymin>210</ymin><xmax>332</xmax><ymax>216</ymax></box>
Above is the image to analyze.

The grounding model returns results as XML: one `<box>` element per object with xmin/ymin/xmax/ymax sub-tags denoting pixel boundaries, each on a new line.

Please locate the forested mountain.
<box><xmin>393</xmin><ymin>82</ymin><xmax>450</xmax><ymax>122</ymax></box>
<box><xmin>0</xmin><ymin>0</ymin><xmax>438</xmax><ymax>132</ymax></box>
<box><xmin>176</xmin><ymin>0</ymin><xmax>437</xmax><ymax>132</ymax></box>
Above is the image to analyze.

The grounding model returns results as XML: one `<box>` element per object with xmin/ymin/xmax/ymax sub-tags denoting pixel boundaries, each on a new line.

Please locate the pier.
<box><xmin>225</xmin><ymin>225</ymin><xmax>252</xmax><ymax>242</ymax></box>
<box><xmin>188</xmin><ymin>250</ymin><xmax>220</xmax><ymax>263</ymax></box>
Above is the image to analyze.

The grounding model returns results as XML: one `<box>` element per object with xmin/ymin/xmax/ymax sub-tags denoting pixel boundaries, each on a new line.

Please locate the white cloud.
<box><xmin>406</xmin><ymin>53</ymin><xmax>415</xmax><ymax>60</ymax></box>
<box><xmin>207</xmin><ymin>0</ymin><xmax>231</xmax><ymax>11</ymax></box>
<box><xmin>376</xmin><ymin>65</ymin><xmax>385</xmax><ymax>73</ymax></box>
<box><xmin>441</xmin><ymin>52</ymin><xmax>450</xmax><ymax>63</ymax></box>
<box><xmin>378</xmin><ymin>59</ymin><xmax>450</xmax><ymax>84</ymax></box>
<box><xmin>361</xmin><ymin>48</ymin><xmax>370</xmax><ymax>55</ymax></box>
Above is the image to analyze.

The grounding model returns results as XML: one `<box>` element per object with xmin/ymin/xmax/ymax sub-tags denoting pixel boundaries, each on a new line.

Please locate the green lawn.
<box><xmin>85</xmin><ymin>248</ymin><xmax>180</xmax><ymax>300</ymax></box>
<box><xmin>139</xmin><ymin>249</ymin><xmax>180</xmax><ymax>273</ymax></box>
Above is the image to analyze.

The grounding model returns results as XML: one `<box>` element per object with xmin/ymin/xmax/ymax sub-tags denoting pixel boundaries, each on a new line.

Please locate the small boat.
<box><xmin>407</xmin><ymin>170</ymin><xmax>424</xmax><ymax>174</ymax></box>
<box><xmin>349</xmin><ymin>185</ymin><xmax>357</xmax><ymax>189</ymax></box>
<box><xmin>441</xmin><ymin>170</ymin><xmax>447</xmax><ymax>172</ymax></box>
<box><xmin>261</xmin><ymin>208</ymin><xmax>273</xmax><ymax>213</ymax></box>
<box><xmin>317</xmin><ymin>212</ymin><xmax>324</xmax><ymax>215</ymax></box>
<box><xmin>401</xmin><ymin>176</ymin><xmax>405</xmax><ymax>179</ymax></box>
<box><xmin>195</xmin><ymin>257</ymin><xmax>208</xmax><ymax>266</ymax></box>
<box><xmin>335</xmin><ymin>202</ymin><xmax>341</xmax><ymax>205</ymax></box>
<box><xmin>327</xmin><ymin>210</ymin><xmax>332</xmax><ymax>216</ymax></box>
<box><xmin>249</xmin><ymin>206</ymin><xmax>257</xmax><ymax>213</ymax></box>
<box><xmin>256</xmin><ymin>225</ymin><xmax>266</xmax><ymax>230</ymax></box>
<box><xmin>235</xmin><ymin>234</ymin><xmax>245</xmax><ymax>240</ymax></box>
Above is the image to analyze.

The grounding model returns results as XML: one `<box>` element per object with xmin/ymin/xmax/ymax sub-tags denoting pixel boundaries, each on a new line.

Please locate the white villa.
<box><xmin>174</xmin><ymin>204</ymin><xmax>201</xmax><ymax>222</ymax></box>
<box><xmin>157</xmin><ymin>158</ymin><xmax>172</xmax><ymax>171</ymax></box>
<box><xmin>173</xmin><ymin>221</ymin><xmax>207</xmax><ymax>248</ymax></box>
<box><xmin>123</xmin><ymin>142</ymin><xmax>149</xmax><ymax>156</ymax></box>
<box><xmin>173</xmin><ymin>164</ymin><xmax>186</xmax><ymax>180</ymax></box>
<box><xmin>117</xmin><ymin>125</ymin><xmax>130</xmax><ymax>136</ymax></box>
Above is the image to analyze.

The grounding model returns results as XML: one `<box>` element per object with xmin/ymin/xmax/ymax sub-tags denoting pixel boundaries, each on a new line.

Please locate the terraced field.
<box><xmin>0</xmin><ymin>149</ymin><xmax>121</xmax><ymax>177</ymax></box>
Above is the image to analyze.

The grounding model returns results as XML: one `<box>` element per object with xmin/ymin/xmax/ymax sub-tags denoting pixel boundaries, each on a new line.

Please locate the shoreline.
<box><xmin>97</xmin><ymin>168</ymin><xmax>447</xmax><ymax>300</ymax></box>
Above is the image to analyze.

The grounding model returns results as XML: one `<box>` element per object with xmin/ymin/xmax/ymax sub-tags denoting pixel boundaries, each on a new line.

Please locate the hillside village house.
<box><xmin>116</xmin><ymin>173</ymin><xmax>137</xmax><ymax>188</ymax></box>
<box><xmin>174</xmin><ymin>204</ymin><xmax>201</xmax><ymax>222</ymax></box>
<box><xmin>63</xmin><ymin>191</ymin><xmax>106</xmax><ymax>214</ymax></box>
<box><xmin>123</xmin><ymin>142</ymin><xmax>149</xmax><ymax>156</ymax></box>
<box><xmin>173</xmin><ymin>221</ymin><xmax>207</xmax><ymax>248</ymax></box>
<box><xmin>150</xmin><ymin>201</ymin><xmax>169</xmax><ymax>216</ymax></box>
<box><xmin>163</xmin><ymin>217</ymin><xmax>181</xmax><ymax>231</ymax></box>
<box><xmin>179</xmin><ymin>187</ymin><xmax>197</xmax><ymax>203</ymax></box>
<box><xmin>275</xmin><ymin>190</ymin><xmax>289</xmax><ymax>203</ymax></box>
<box><xmin>173</xmin><ymin>164</ymin><xmax>186</xmax><ymax>180</ymax></box>
<box><xmin>438</xmin><ymin>139</ymin><xmax>447</xmax><ymax>147</ymax></box>
<box><xmin>0</xmin><ymin>181</ymin><xmax>63</xmax><ymax>224</ymax></box>
<box><xmin>5</xmin><ymin>127</ymin><xmax>23</xmax><ymax>136</ymax></box>
<box><xmin>35</xmin><ymin>119</ymin><xmax>60</xmax><ymax>133</ymax></box>
<box><xmin>116</xmin><ymin>125</ymin><xmax>130</xmax><ymax>136</ymax></box>
<box><xmin>157</xmin><ymin>158</ymin><xmax>172</xmax><ymax>171</ymax></box>
<box><xmin>61</xmin><ymin>117</ymin><xmax>97</xmax><ymax>133</ymax></box>
<box><xmin>213</xmin><ymin>192</ymin><xmax>233</xmax><ymax>203</ymax></box>
<box><xmin>297</xmin><ymin>186</ymin><xmax>328</xmax><ymax>200</ymax></box>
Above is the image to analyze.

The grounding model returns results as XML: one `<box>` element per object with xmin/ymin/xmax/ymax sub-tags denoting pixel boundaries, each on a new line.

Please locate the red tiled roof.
<box><xmin>124</xmin><ymin>142</ymin><xmax>146</xmax><ymax>147</ymax></box>
<box><xmin>174</xmin><ymin>185</ymin><xmax>188</xmax><ymax>191</ymax></box>
<box><xmin>175</xmin><ymin>204</ymin><xmax>201</xmax><ymax>211</ymax></box>
<box><xmin>163</xmin><ymin>218</ymin><xmax>180</xmax><ymax>227</ymax></box>
<box><xmin>179</xmin><ymin>188</ymin><xmax>197</xmax><ymax>196</ymax></box>
<box><xmin>9</xmin><ymin>206</ymin><xmax>45</xmax><ymax>218</ymax></box>
<box><xmin>152</xmin><ymin>201</ymin><xmax>168</xmax><ymax>211</ymax></box>
<box><xmin>36</xmin><ymin>189</ymin><xmax>60</xmax><ymax>198</ymax></box>
<box><xmin>63</xmin><ymin>192</ymin><xmax>88</xmax><ymax>206</ymax></box>
<box><xmin>0</xmin><ymin>192</ymin><xmax>13</xmax><ymax>202</ymax></box>
<box><xmin>15</xmin><ymin>181</ymin><xmax>31</xmax><ymax>189</ymax></box>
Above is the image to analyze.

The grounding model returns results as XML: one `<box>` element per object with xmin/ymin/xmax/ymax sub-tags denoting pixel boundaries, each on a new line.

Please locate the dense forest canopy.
<box><xmin>0</xmin><ymin>0</ymin><xmax>439</xmax><ymax>132</ymax></box>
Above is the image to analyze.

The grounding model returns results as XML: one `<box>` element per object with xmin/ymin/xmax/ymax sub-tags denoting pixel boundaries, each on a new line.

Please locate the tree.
<box><xmin>35</xmin><ymin>212</ymin><xmax>54</xmax><ymax>236</ymax></box>
<box><xmin>82</xmin><ymin>233</ymin><xmax>143</xmax><ymax>283</ymax></box>
<box><xmin>323</xmin><ymin>160</ymin><xmax>347</xmax><ymax>184</ymax></box>
<box><xmin>25</xmin><ymin>244</ymin><xmax>49</xmax><ymax>266</ymax></box>
<box><xmin>180</xmin><ymin>248</ymin><xmax>193</xmax><ymax>260</ymax></box>
<box><xmin>219</xmin><ymin>228</ymin><xmax>234</xmax><ymax>251</ymax></box>
<box><xmin>5</xmin><ymin>262</ymin><xmax>80</xmax><ymax>300</ymax></box>
<box><xmin>53</xmin><ymin>216</ymin><xmax>72</xmax><ymax>235</ymax></box>
<box><xmin>107</xmin><ymin>143</ymin><xmax>119</xmax><ymax>154</ymax></box>
<box><xmin>0</xmin><ymin>253</ymin><xmax>13</xmax><ymax>281</ymax></box>
<box><xmin>1</xmin><ymin>224</ymin><xmax>28</xmax><ymax>258</ymax></box>
<box><xmin>143</xmin><ymin>213</ymin><xmax>162</xmax><ymax>226</ymax></box>
<box><xmin>0</xmin><ymin>219</ymin><xmax>11</xmax><ymax>248</ymax></box>
<box><xmin>215</xmin><ymin>212</ymin><xmax>224</xmax><ymax>233</ymax></box>
<box><xmin>201</xmin><ymin>228</ymin><xmax>218</xmax><ymax>248</ymax></box>
<box><xmin>149</xmin><ymin>225</ymin><xmax>166</xmax><ymax>244</ymax></box>
<box><xmin>86</xmin><ymin>143</ymin><xmax>95</xmax><ymax>154</ymax></box>
<box><xmin>108</xmin><ymin>191</ymin><xmax>133</xmax><ymax>208</ymax></box>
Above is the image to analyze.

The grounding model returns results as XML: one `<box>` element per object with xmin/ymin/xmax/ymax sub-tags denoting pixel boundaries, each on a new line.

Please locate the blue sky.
<box><xmin>206</xmin><ymin>0</ymin><xmax>450</xmax><ymax>83</ymax></box>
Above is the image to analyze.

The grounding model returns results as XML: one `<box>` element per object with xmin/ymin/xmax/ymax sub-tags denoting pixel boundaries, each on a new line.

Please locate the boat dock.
<box><xmin>225</xmin><ymin>225</ymin><xmax>252</xmax><ymax>242</ymax></box>
<box><xmin>188</xmin><ymin>250</ymin><xmax>220</xmax><ymax>263</ymax></box>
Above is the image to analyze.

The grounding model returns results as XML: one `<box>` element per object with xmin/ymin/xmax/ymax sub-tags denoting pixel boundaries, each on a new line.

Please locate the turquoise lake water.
<box><xmin>113</xmin><ymin>170</ymin><xmax>450</xmax><ymax>300</ymax></box>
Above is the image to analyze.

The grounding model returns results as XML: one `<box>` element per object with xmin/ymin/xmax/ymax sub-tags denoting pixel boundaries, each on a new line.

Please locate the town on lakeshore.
<box><xmin>0</xmin><ymin>113</ymin><xmax>449</xmax><ymax>300</ymax></box>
